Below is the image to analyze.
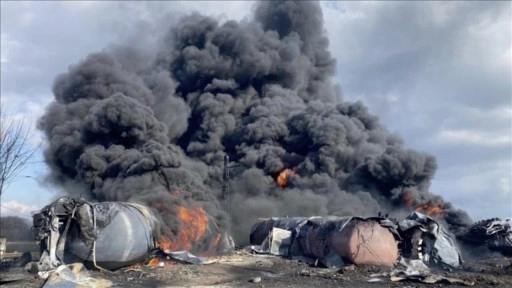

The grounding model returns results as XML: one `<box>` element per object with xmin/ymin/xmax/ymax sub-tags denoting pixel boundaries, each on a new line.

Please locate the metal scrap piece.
<box><xmin>33</xmin><ymin>197</ymin><xmax>160</xmax><ymax>272</ymax></box>
<box><xmin>369</xmin><ymin>259</ymin><xmax>475</xmax><ymax>286</ymax></box>
<box><xmin>397</xmin><ymin>212</ymin><xmax>463</xmax><ymax>269</ymax></box>
<box><xmin>42</xmin><ymin>263</ymin><xmax>113</xmax><ymax>288</ymax></box>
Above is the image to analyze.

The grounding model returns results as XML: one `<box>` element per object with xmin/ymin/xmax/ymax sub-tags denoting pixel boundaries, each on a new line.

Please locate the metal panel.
<box><xmin>65</xmin><ymin>203</ymin><xmax>157</xmax><ymax>270</ymax></box>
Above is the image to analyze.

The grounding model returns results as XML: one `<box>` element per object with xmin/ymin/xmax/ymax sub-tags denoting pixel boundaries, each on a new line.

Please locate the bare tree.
<box><xmin>0</xmin><ymin>117</ymin><xmax>40</xmax><ymax>196</ymax></box>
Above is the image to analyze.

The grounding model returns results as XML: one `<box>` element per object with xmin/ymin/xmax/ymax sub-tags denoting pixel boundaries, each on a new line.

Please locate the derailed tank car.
<box><xmin>397</xmin><ymin>212</ymin><xmax>463</xmax><ymax>269</ymax></box>
<box><xmin>250</xmin><ymin>213</ymin><xmax>464</xmax><ymax>269</ymax></box>
<box><xmin>33</xmin><ymin>197</ymin><xmax>160</xmax><ymax>271</ymax></box>
<box><xmin>250</xmin><ymin>216</ymin><xmax>400</xmax><ymax>267</ymax></box>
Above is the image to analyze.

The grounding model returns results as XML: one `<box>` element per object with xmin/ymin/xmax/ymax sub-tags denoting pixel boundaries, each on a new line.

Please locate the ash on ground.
<box><xmin>2</xmin><ymin>248</ymin><xmax>511</xmax><ymax>288</ymax></box>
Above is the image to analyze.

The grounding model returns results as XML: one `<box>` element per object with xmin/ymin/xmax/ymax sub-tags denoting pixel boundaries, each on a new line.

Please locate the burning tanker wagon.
<box><xmin>31</xmin><ymin>199</ymin><xmax>464</xmax><ymax>274</ymax></box>
<box><xmin>33</xmin><ymin>197</ymin><xmax>234</xmax><ymax>273</ymax></box>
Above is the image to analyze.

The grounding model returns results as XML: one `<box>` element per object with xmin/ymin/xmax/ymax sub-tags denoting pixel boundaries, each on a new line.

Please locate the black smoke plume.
<box><xmin>38</xmin><ymin>0</ymin><xmax>472</xmax><ymax>245</ymax></box>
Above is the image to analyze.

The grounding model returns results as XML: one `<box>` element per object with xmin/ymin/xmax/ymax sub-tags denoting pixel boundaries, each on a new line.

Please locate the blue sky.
<box><xmin>1</xmin><ymin>1</ymin><xmax>510</xmax><ymax>220</ymax></box>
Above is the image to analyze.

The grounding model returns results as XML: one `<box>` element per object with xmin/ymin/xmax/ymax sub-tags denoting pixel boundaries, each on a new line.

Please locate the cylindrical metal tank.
<box><xmin>65</xmin><ymin>202</ymin><xmax>158</xmax><ymax>270</ymax></box>
<box><xmin>299</xmin><ymin>225</ymin><xmax>330</xmax><ymax>259</ymax></box>
<box><xmin>331</xmin><ymin>219</ymin><xmax>398</xmax><ymax>266</ymax></box>
<box><xmin>250</xmin><ymin>216</ymin><xmax>399</xmax><ymax>267</ymax></box>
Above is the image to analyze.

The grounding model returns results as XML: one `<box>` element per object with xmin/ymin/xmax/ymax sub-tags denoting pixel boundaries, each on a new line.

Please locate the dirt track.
<box><xmin>1</xmin><ymin>249</ymin><xmax>511</xmax><ymax>287</ymax></box>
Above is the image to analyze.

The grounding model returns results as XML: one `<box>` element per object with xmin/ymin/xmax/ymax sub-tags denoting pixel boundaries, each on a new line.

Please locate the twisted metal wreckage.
<box><xmin>32</xmin><ymin>197</ymin><xmax>511</xmax><ymax>279</ymax></box>
<box><xmin>249</xmin><ymin>212</ymin><xmax>463</xmax><ymax>269</ymax></box>
<box><xmin>462</xmin><ymin>218</ymin><xmax>512</xmax><ymax>257</ymax></box>
<box><xmin>32</xmin><ymin>197</ymin><xmax>217</xmax><ymax>275</ymax></box>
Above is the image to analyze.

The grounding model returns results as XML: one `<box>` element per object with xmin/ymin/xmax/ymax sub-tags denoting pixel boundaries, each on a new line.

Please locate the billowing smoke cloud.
<box><xmin>38</xmin><ymin>0</ymin><xmax>472</xmax><ymax>246</ymax></box>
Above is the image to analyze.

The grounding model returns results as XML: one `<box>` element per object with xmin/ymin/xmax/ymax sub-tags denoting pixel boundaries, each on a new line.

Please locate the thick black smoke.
<box><xmin>38</xmin><ymin>0</ymin><xmax>472</xmax><ymax>245</ymax></box>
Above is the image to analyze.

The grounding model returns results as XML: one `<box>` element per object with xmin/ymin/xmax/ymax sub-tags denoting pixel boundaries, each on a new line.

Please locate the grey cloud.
<box><xmin>322</xmin><ymin>1</ymin><xmax>511</xmax><ymax>219</ymax></box>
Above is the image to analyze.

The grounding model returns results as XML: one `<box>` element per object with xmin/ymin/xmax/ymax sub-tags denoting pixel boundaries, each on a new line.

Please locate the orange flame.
<box><xmin>147</xmin><ymin>258</ymin><xmax>160</xmax><ymax>267</ymax></box>
<box><xmin>205</xmin><ymin>233</ymin><xmax>222</xmax><ymax>255</ymax></box>
<box><xmin>146</xmin><ymin>256</ymin><xmax>177</xmax><ymax>267</ymax></box>
<box><xmin>156</xmin><ymin>205</ymin><xmax>208</xmax><ymax>252</ymax></box>
<box><xmin>401</xmin><ymin>191</ymin><xmax>445</xmax><ymax>218</ymax></box>
<box><xmin>415</xmin><ymin>201</ymin><xmax>445</xmax><ymax>218</ymax></box>
<box><xmin>276</xmin><ymin>168</ymin><xmax>295</xmax><ymax>187</ymax></box>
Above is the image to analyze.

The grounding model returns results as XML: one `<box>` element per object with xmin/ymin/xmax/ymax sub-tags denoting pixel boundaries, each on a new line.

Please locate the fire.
<box><xmin>415</xmin><ymin>201</ymin><xmax>445</xmax><ymax>217</ymax></box>
<box><xmin>401</xmin><ymin>191</ymin><xmax>445</xmax><ymax>218</ymax></box>
<box><xmin>206</xmin><ymin>233</ymin><xmax>222</xmax><ymax>254</ymax></box>
<box><xmin>276</xmin><ymin>168</ymin><xmax>295</xmax><ymax>187</ymax></box>
<box><xmin>146</xmin><ymin>255</ymin><xmax>177</xmax><ymax>267</ymax></box>
<box><xmin>147</xmin><ymin>258</ymin><xmax>160</xmax><ymax>266</ymax></box>
<box><xmin>156</xmin><ymin>206</ymin><xmax>208</xmax><ymax>251</ymax></box>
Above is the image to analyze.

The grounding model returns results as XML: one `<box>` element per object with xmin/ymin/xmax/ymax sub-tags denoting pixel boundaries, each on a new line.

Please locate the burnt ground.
<box><xmin>1</xmin><ymin>249</ymin><xmax>511</xmax><ymax>288</ymax></box>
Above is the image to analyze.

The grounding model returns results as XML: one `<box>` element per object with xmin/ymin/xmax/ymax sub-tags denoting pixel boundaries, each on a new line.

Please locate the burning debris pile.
<box><xmin>460</xmin><ymin>218</ymin><xmax>512</xmax><ymax>257</ymax></box>
<box><xmin>32</xmin><ymin>197</ymin><xmax>232</xmax><ymax>275</ymax></box>
<box><xmin>249</xmin><ymin>212</ymin><xmax>463</xmax><ymax>270</ymax></box>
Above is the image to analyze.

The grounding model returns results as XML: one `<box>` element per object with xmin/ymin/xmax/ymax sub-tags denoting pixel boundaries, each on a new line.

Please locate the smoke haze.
<box><xmin>38</xmin><ymin>0</ymin><xmax>472</xmax><ymax>245</ymax></box>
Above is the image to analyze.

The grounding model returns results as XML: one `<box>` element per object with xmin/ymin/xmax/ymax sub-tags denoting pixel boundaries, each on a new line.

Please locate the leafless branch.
<box><xmin>0</xmin><ymin>117</ymin><xmax>41</xmax><ymax>195</ymax></box>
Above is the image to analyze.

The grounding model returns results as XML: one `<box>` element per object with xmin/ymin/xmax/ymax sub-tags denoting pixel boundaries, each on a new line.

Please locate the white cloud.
<box><xmin>1</xmin><ymin>93</ymin><xmax>48</xmax><ymax>148</ymax></box>
<box><xmin>18</xmin><ymin>11</ymin><xmax>35</xmax><ymax>28</ymax></box>
<box><xmin>423</xmin><ymin>106</ymin><xmax>512</xmax><ymax>151</ymax></box>
<box><xmin>462</xmin><ymin>4</ymin><xmax>511</xmax><ymax>70</ymax></box>
<box><xmin>434</xmin><ymin>129</ymin><xmax>511</xmax><ymax>147</ymax></box>
<box><xmin>0</xmin><ymin>33</ymin><xmax>23</xmax><ymax>67</ymax></box>
<box><xmin>427</xmin><ymin>2</ymin><xmax>457</xmax><ymax>26</ymax></box>
<box><xmin>505</xmin><ymin>45</ymin><xmax>512</xmax><ymax>65</ymax></box>
<box><xmin>0</xmin><ymin>200</ymin><xmax>40</xmax><ymax>219</ymax></box>
<box><xmin>470</xmin><ymin>106</ymin><xmax>511</xmax><ymax>122</ymax></box>
<box><xmin>432</xmin><ymin>159</ymin><xmax>511</xmax><ymax>219</ymax></box>
<box><xmin>498</xmin><ymin>177</ymin><xmax>511</xmax><ymax>200</ymax></box>
<box><xmin>321</xmin><ymin>1</ymin><xmax>511</xmax><ymax>220</ymax></box>
<box><xmin>60</xmin><ymin>1</ymin><xmax>97</xmax><ymax>9</ymax></box>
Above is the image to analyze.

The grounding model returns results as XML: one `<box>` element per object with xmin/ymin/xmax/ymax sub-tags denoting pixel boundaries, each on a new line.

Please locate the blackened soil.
<box><xmin>1</xmin><ymin>249</ymin><xmax>511</xmax><ymax>287</ymax></box>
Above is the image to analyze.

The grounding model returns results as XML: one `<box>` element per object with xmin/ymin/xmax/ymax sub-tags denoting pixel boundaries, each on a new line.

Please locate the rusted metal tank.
<box><xmin>250</xmin><ymin>216</ymin><xmax>399</xmax><ymax>267</ymax></box>
<box><xmin>331</xmin><ymin>219</ymin><xmax>398</xmax><ymax>266</ymax></box>
<box><xmin>299</xmin><ymin>224</ymin><xmax>328</xmax><ymax>259</ymax></box>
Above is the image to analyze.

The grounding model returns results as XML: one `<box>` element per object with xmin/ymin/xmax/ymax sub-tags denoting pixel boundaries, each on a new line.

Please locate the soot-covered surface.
<box><xmin>1</xmin><ymin>249</ymin><xmax>511</xmax><ymax>288</ymax></box>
